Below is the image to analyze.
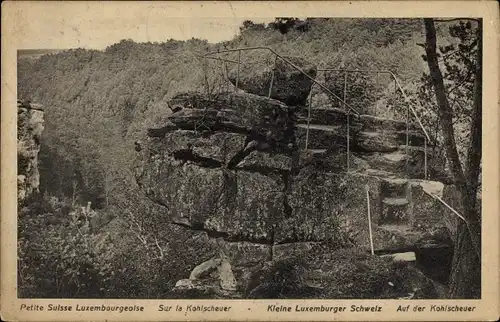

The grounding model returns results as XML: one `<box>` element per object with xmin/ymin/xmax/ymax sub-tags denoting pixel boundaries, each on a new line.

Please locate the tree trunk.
<box><xmin>423</xmin><ymin>18</ymin><xmax>482</xmax><ymax>299</ymax></box>
<box><xmin>451</xmin><ymin>19</ymin><xmax>483</xmax><ymax>299</ymax></box>
<box><xmin>448</xmin><ymin>222</ymin><xmax>481</xmax><ymax>298</ymax></box>
<box><xmin>423</xmin><ymin>19</ymin><xmax>466</xmax><ymax>188</ymax></box>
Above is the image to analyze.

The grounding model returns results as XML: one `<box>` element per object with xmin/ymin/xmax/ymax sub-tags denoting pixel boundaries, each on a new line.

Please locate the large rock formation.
<box><xmin>17</xmin><ymin>100</ymin><xmax>44</xmax><ymax>202</ymax></box>
<box><xmin>228</xmin><ymin>56</ymin><xmax>317</xmax><ymax>106</ymax></box>
<box><xmin>135</xmin><ymin>89</ymin><xmax>455</xmax><ymax>298</ymax></box>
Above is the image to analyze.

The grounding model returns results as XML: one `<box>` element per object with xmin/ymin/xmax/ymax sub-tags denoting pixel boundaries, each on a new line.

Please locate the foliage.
<box><xmin>18</xmin><ymin>192</ymin><xmax>217</xmax><ymax>298</ymax></box>
<box><xmin>418</xmin><ymin>20</ymin><xmax>479</xmax><ymax>165</ymax></box>
<box><xmin>322</xmin><ymin>70</ymin><xmax>378</xmax><ymax>114</ymax></box>
<box><xmin>269</xmin><ymin>18</ymin><xmax>310</xmax><ymax>34</ymax></box>
<box><xmin>245</xmin><ymin>257</ymin><xmax>312</xmax><ymax>299</ymax></box>
<box><xmin>18</xmin><ymin>196</ymin><xmax>119</xmax><ymax>297</ymax></box>
<box><xmin>245</xmin><ymin>248</ymin><xmax>438</xmax><ymax>299</ymax></box>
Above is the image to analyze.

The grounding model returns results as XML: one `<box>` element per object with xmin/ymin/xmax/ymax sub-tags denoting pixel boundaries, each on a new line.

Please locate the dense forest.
<box><xmin>17</xmin><ymin>18</ymin><xmax>480</xmax><ymax>298</ymax></box>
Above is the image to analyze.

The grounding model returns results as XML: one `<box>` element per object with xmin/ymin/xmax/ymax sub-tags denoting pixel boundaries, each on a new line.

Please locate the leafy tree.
<box><xmin>269</xmin><ymin>18</ymin><xmax>309</xmax><ymax>34</ymax></box>
<box><xmin>422</xmin><ymin>18</ymin><xmax>481</xmax><ymax>299</ymax></box>
<box><xmin>239</xmin><ymin>20</ymin><xmax>266</xmax><ymax>33</ymax></box>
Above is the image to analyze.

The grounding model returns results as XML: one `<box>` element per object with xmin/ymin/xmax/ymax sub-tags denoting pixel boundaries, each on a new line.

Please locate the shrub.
<box><xmin>18</xmin><ymin>196</ymin><xmax>123</xmax><ymax>298</ymax></box>
<box><xmin>244</xmin><ymin>248</ymin><xmax>437</xmax><ymax>299</ymax></box>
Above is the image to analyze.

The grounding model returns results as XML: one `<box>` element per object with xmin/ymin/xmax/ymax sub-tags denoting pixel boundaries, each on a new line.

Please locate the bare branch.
<box><xmin>434</xmin><ymin>18</ymin><xmax>481</xmax><ymax>23</ymax></box>
<box><xmin>154</xmin><ymin>237</ymin><xmax>164</xmax><ymax>259</ymax></box>
<box><xmin>446</xmin><ymin>68</ymin><xmax>475</xmax><ymax>95</ymax></box>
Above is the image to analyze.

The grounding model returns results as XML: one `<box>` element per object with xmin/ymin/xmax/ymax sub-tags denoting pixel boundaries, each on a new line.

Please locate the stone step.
<box><xmin>296</xmin><ymin>123</ymin><xmax>344</xmax><ymax>132</ymax></box>
<box><xmin>296</xmin><ymin>107</ymin><xmax>421</xmax><ymax>133</ymax></box>
<box><xmin>358</xmin><ymin>151</ymin><xmax>408</xmax><ymax>173</ymax></box>
<box><xmin>296</xmin><ymin>123</ymin><xmax>427</xmax><ymax>152</ymax></box>
<box><xmin>296</xmin><ymin>129</ymin><xmax>443</xmax><ymax>181</ymax></box>
<box><xmin>295</xmin><ymin>123</ymin><xmax>350</xmax><ymax>150</ymax></box>
<box><xmin>382</xmin><ymin>197</ymin><xmax>410</xmax><ymax>206</ymax></box>
<box><xmin>380</xmin><ymin>251</ymin><xmax>416</xmax><ymax>262</ymax></box>
<box><xmin>418</xmin><ymin>180</ymin><xmax>445</xmax><ymax>197</ymax></box>
<box><xmin>380</xmin><ymin>197</ymin><xmax>411</xmax><ymax>225</ymax></box>
<box><xmin>295</xmin><ymin>107</ymin><xmax>361</xmax><ymax>126</ymax></box>
<box><xmin>382</xmin><ymin>151</ymin><xmax>408</xmax><ymax>163</ymax></box>
<box><xmin>296</xmin><ymin>129</ymin><xmax>416</xmax><ymax>152</ymax></box>
<box><xmin>378</xmin><ymin>224</ymin><xmax>412</xmax><ymax>231</ymax></box>
<box><xmin>380</xmin><ymin>178</ymin><xmax>409</xmax><ymax>198</ymax></box>
<box><xmin>305</xmin><ymin>148</ymin><xmax>328</xmax><ymax>155</ymax></box>
<box><xmin>357</xmin><ymin>147</ymin><xmax>432</xmax><ymax>179</ymax></box>
<box><xmin>359</xmin><ymin>168</ymin><xmax>400</xmax><ymax>179</ymax></box>
<box><xmin>357</xmin><ymin>130</ymin><xmax>426</xmax><ymax>152</ymax></box>
<box><xmin>399</xmin><ymin>144</ymin><xmax>427</xmax><ymax>152</ymax></box>
<box><xmin>359</xmin><ymin>114</ymin><xmax>420</xmax><ymax>133</ymax></box>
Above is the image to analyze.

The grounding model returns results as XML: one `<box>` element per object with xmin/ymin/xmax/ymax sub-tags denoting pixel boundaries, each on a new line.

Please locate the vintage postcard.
<box><xmin>1</xmin><ymin>1</ymin><xmax>499</xmax><ymax>321</ymax></box>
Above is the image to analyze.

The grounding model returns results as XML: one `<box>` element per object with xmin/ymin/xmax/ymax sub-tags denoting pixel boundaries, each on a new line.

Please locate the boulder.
<box><xmin>380</xmin><ymin>197</ymin><xmax>411</xmax><ymax>225</ymax></box>
<box><xmin>218</xmin><ymin>258</ymin><xmax>237</xmax><ymax>291</ymax></box>
<box><xmin>228</xmin><ymin>56</ymin><xmax>317</xmax><ymax>106</ymax></box>
<box><xmin>148</xmin><ymin>162</ymin><xmax>227</xmax><ymax>227</ymax></box>
<box><xmin>189</xmin><ymin>258</ymin><xmax>222</xmax><ymax>280</ymax></box>
<box><xmin>282</xmin><ymin>169</ymin><xmax>451</xmax><ymax>252</ymax></box>
<box><xmin>170</xmin><ymin>279</ymin><xmax>238</xmax><ymax>299</ymax></box>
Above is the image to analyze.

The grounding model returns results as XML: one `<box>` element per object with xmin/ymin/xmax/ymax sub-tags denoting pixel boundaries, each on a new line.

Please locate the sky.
<box><xmin>8</xmin><ymin>2</ymin><xmax>276</xmax><ymax>50</ymax></box>
<box><xmin>6</xmin><ymin>1</ymin><xmax>491</xmax><ymax>50</ymax></box>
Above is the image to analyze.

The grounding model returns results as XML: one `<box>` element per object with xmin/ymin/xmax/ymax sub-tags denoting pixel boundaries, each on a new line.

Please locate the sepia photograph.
<box><xmin>2</xmin><ymin>1</ymin><xmax>499</xmax><ymax>321</ymax></box>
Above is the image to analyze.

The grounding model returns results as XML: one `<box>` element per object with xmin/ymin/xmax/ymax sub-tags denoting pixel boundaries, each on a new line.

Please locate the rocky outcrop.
<box><xmin>17</xmin><ymin>100</ymin><xmax>44</xmax><ymax>201</ymax></box>
<box><xmin>165</xmin><ymin>92</ymin><xmax>296</xmax><ymax>145</ymax></box>
<box><xmin>228</xmin><ymin>56</ymin><xmax>317</xmax><ymax>106</ymax></box>
<box><xmin>135</xmin><ymin>89</ymin><xmax>455</xmax><ymax>298</ymax></box>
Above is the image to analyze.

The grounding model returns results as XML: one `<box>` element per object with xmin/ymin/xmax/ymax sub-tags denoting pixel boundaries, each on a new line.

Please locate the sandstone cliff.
<box><xmin>17</xmin><ymin>100</ymin><xmax>45</xmax><ymax>202</ymax></box>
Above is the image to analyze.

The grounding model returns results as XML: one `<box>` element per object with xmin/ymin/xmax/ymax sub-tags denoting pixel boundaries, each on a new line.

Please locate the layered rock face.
<box><xmin>17</xmin><ymin>100</ymin><xmax>45</xmax><ymax>202</ymax></box>
<box><xmin>136</xmin><ymin>70</ymin><xmax>454</xmax><ymax>297</ymax></box>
